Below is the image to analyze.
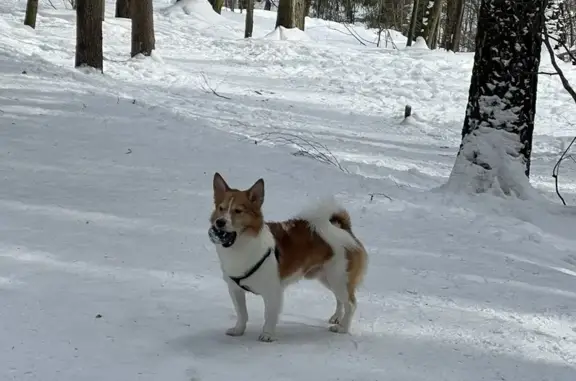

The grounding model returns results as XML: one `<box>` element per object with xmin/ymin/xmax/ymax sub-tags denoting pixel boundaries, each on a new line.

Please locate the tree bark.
<box><xmin>443</xmin><ymin>0</ymin><xmax>465</xmax><ymax>51</ymax></box>
<box><xmin>131</xmin><ymin>0</ymin><xmax>155</xmax><ymax>57</ymax></box>
<box><xmin>421</xmin><ymin>0</ymin><xmax>442</xmax><ymax>48</ymax></box>
<box><xmin>115</xmin><ymin>0</ymin><xmax>130</xmax><ymax>18</ymax></box>
<box><xmin>294</xmin><ymin>0</ymin><xmax>306</xmax><ymax>29</ymax></box>
<box><xmin>75</xmin><ymin>0</ymin><xmax>103</xmax><ymax>72</ymax></box>
<box><xmin>213</xmin><ymin>0</ymin><xmax>225</xmax><ymax>14</ymax></box>
<box><xmin>446</xmin><ymin>0</ymin><xmax>546</xmax><ymax>195</ymax></box>
<box><xmin>244</xmin><ymin>0</ymin><xmax>254</xmax><ymax>37</ymax></box>
<box><xmin>406</xmin><ymin>0</ymin><xmax>419</xmax><ymax>46</ymax></box>
<box><xmin>24</xmin><ymin>0</ymin><xmax>38</xmax><ymax>29</ymax></box>
<box><xmin>276</xmin><ymin>0</ymin><xmax>306</xmax><ymax>30</ymax></box>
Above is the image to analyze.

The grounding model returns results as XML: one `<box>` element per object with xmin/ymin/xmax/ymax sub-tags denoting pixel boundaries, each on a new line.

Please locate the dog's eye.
<box><xmin>233</xmin><ymin>209</ymin><xmax>242</xmax><ymax>214</ymax></box>
<box><xmin>218</xmin><ymin>206</ymin><xmax>224</xmax><ymax>212</ymax></box>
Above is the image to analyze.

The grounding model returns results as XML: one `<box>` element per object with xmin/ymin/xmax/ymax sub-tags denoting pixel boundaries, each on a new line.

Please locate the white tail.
<box><xmin>297</xmin><ymin>197</ymin><xmax>359</xmax><ymax>251</ymax></box>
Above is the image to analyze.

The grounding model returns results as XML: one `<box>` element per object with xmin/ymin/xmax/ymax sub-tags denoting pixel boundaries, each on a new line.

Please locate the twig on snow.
<box><xmin>369</xmin><ymin>192</ymin><xmax>392</xmax><ymax>202</ymax></box>
<box><xmin>251</xmin><ymin>131</ymin><xmax>349</xmax><ymax>173</ymax></box>
<box><xmin>200</xmin><ymin>72</ymin><xmax>231</xmax><ymax>100</ymax></box>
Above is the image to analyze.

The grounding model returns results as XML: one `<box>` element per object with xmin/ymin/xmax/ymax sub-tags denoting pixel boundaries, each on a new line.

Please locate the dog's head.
<box><xmin>209</xmin><ymin>172</ymin><xmax>265</xmax><ymax>238</ymax></box>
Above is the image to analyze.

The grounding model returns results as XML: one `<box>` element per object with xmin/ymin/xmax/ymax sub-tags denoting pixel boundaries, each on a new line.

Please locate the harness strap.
<box><xmin>229</xmin><ymin>247</ymin><xmax>280</xmax><ymax>294</ymax></box>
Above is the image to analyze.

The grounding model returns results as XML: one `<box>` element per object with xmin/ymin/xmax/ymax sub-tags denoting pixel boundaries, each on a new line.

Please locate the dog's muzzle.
<box><xmin>208</xmin><ymin>227</ymin><xmax>237</xmax><ymax>248</ymax></box>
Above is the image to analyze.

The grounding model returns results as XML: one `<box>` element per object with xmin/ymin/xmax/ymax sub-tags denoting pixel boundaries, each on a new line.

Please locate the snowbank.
<box><xmin>263</xmin><ymin>26</ymin><xmax>312</xmax><ymax>41</ymax></box>
<box><xmin>161</xmin><ymin>0</ymin><xmax>227</xmax><ymax>25</ymax></box>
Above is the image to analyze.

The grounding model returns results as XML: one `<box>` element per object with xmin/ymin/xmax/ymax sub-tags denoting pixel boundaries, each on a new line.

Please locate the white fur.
<box><xmin>296</xmin><ymin>197</ymin><xmax>360</xmax><ymax>251</ymax></box>
<box><xmin>213</xmin><ymin>198</ymin><xmax>362</xmax><ymax>341</ymax></box>
<box><xmin>215</xmin><ymin>225</ymin><xmax>284</xmax><ymax>342</ymax></box>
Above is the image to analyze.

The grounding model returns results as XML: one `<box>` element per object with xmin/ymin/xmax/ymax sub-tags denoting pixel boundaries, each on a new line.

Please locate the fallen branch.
<box><xmin>200</xmin><ymin>72</ymin><xmax>231</xmax><ymax>100</ymax></box>
<box><xmin>369</xmin><ymin>192</ymin><xmax>392</xmax><ymax>202</ymax></box>
<box><xmin>251</xmin><ymin>131</ymin><xmax>348</xmax><ymax>173</ymax></box>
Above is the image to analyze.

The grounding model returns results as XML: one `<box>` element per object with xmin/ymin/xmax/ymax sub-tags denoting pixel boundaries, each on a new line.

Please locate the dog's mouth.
<box><xmin>208</xmin><ymin>227</ymin><xmax>237</xmax><ymax>248</ymax></box>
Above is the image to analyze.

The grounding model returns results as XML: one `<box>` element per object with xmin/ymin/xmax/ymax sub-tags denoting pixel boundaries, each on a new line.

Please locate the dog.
<box><xmin>208</xmin><ymin>172</ymin><xmax>367</xmax><ymax>342</ymax></box>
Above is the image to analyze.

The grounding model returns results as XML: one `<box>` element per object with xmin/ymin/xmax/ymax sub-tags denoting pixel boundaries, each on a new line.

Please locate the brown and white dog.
<box><xmin>208</xmin><ymin>172</ymin><xmax>367</xmax><ymax>342</ymax></box>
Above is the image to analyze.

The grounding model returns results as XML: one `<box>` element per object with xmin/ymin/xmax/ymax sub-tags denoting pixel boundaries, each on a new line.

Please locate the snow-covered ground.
<box><xmin>1</xmin><ymin>0</ymin><xmax>576</xmax><ymax>380</ymax></box>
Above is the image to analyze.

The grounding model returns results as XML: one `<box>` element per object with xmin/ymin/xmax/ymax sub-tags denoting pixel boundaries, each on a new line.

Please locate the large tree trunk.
<box><xmin>276</xmin><ymin>0</ymin><xmax>306</xmax><ymax>30</ymax></box>
<box><xmin>244</xmin><ymin>0</ymin><xmax>254</xmax><ymax>37</ymax></box>
<box><xmin>24</xmin><ymin>0</ymin><xmax>38</xmax><ymax>29</ymax></box>
<box><xmin>443</xmin><ymin>0</ymin><xmax>465</xmax><ymax>51</ymax></box>
<box><xmin>406</xmin><ymin>0</ymin><xmax>419</xmax><ymax>46</ymax></box>
<box><xmin>420</xmin><ymin>0</ymin><xmax>442</xmax><ymax>48</ymax></box>
<box><xmin>445</xmin><ymin>0</ymin><xmax>545</xmax><ymax>196</ymax></box>
<box><xmin>131</xmin><ymin>0</ymin><xmax>155</xmax><ymax>57</ymax></box>
<box><xmin>75</xmin><ymin>0</ymin><xmax>103</xmax><ymax>72</ymax></box>
<box><xmin>115</xmin><ymin>0</ymin><xmax>130</xmax><ymax>18</ymax></box>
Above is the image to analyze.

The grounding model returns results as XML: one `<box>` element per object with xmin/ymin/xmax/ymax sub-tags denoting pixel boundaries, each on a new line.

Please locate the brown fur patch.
<box><xmin>267</xmin><ymin>219</ymin><xmax>334</xmax><ymax>280</ymax></box>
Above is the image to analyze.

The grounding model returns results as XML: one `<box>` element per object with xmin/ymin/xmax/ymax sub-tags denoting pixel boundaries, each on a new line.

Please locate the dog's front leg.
<box><xmin>258</xmin><ymin>287</ymin><xmax>283</xmax><ymax>342</ymax></box>
<box><xmin>225</xmin><ymin>282</ymin><xmax>248</xmax><ymax>336</ymax></box>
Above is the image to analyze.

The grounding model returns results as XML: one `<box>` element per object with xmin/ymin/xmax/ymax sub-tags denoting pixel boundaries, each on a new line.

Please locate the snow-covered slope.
<box><xmin>1</xmin><ymin>1</ymin><xmax>575</xmax><ymax>380</ymax></box>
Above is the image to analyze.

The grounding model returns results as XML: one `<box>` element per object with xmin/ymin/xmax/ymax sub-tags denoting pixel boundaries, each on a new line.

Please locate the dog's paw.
<box><xmin>328</xmin><ymin>314</ymin><xmax>342</xmax><ymax>324</ymax></box>
<box><xmin>225</xmin><ymin>326</ymin><xmax>246</xmax><ymax>336</ymax></box>
<box><xmin>329</xmin><ymin>324</ymin><xmax>349</xmax><ymax>334</ymax></box>
<box><xmin>258</xmin><ymin>332</ymin><xmax>277</xmax><ymax>342</ymax></box>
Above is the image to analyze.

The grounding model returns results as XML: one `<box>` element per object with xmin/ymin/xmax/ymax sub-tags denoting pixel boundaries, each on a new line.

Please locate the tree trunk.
<box><xmin>75</xmin><ymin>0</ymin><xmax>103</xmax><ymax>72</ymax></box>
<box><xmin>265</xmin><ymin>0</ymin><xmax>272</xmax><ymax>10</ymax></box>
<box><xmin>131</xmin><ymin>0</ymin><xmax>155</xmax><ymax>57</ymax></box>
<box><xmin>244</xmin><ymin>0</ymin><xmax>254</xmax><ymax>37</ymax></box>
<box><xmin>24</xmin><ymin>0</ymin><xmax>38</xmax><ymax>29</ymax></box>
<box><xmin>406</xmin><ymin>0</ymin><xmax>419</xmax><ymax>46</ymax></box>
<box><xmin>213</xmin><ymin>0</ymin><xmax>225</xmax><ymax>14</ymax></box>
<box><xmin>115</xmin><ymin>0</ymin><xmax>130</xmax><ymax>18</ymax></box>
<box><xmin>443</xmin><ymin>0</ymin><xmax>465</xmax><ymax>51</ymax></box>
<box><xmin>303</xmin><ymin>0</ymin><xmax>312</xmax><ymax>27</ymax></box>
<box><xmin>294</xmin><ymin>0</ymin><xmax>305</xmax><ymax>29</ymax></box>
<box><xmin>445</xmin><ymin>0</ymin><xmax>545</xmax><ymax>196</ymax></box>
<box><xmin>343</xmin><ymin>0</ymin><xmax>354</xmax><ymax>23</ymax></box>
<box><xmin>451</xmin><ymin>0</ymin><xmax>465</xmax><ymax>51</ymax></box>
<box><xmin>276</xmin><ymin>0</ymin><xmax>306</xmax><ymax>30</ymax></box>
<box><xmin>421</xmin><ymin>0</ymin><xmax>442</xmax><ymax>47</ymax></box>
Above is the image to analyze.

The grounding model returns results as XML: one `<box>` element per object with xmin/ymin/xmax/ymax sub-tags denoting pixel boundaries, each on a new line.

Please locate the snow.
<box><xmin>263</xmin><ymin>26</ymin><xmax>312</xmax><ymax>41</ymax></box>
<box><xmin>1</xmin><ymin>0</ymin><xmax>576</xmax><ymax>380</ymax></box>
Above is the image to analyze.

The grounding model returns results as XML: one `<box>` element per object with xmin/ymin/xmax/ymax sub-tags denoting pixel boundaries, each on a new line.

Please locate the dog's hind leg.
<box><xmin>318</xmin><ymin>273</ymin><xmax>344</xmax><ymax>325</ymax></box>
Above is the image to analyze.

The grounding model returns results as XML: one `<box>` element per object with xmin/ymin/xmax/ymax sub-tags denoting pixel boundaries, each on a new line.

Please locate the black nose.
<box><xmin>215</xmin><ymin>218</ymin><xmax>226</xmax><ymax>228</ymax></box>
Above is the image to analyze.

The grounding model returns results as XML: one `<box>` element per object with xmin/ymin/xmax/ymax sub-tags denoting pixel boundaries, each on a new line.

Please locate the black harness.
<box><xmin>229</xmin><ymin>247</ymin><xmax>281</xmax><ymax>294</ymax></box>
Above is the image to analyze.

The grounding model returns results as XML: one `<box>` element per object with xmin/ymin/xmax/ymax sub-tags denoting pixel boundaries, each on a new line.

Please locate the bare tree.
<box><xmin>75</xmin><ymin>0</ymin><xmax>103</xmax><ymax>72</ymax></box>
<box><xmin>24</xmin><ymin>0</ymin><xmax>38</xmax><ymax>29</ymax></box>
<box><xmin>245</xmin><ymin>0</ymin><xmax>254</xmax><ymax>37</ymax></box>
<box><xmin>131</xmin><ymin>0</ymin><xmax>155</xmax><ymax>57</ymax></box>
<box><xmin>445</xmin><ymin>0</ymin><xmax>546</xmax><ymax>196</ymax></box>
<box><xmin>116</xmin><ymin>0</ymin><xmax>130</xmax><ymax>18</ymax></box>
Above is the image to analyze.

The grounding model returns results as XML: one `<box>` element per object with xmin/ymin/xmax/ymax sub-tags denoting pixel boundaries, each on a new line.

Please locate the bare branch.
<box><xmin>200</xmin><ymin>72</ymin><xmax>231</xmax><ymax>100</ymax></box>
<box><xmin>544</xmin><ymin>24</ymin><xmax>576</xmax><ymax>205</ymax></box>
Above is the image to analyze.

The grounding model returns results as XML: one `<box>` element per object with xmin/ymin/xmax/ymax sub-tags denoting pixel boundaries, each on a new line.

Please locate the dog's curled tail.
<box><xmin>330</xmin><ymin>209</ymin><xmax>352</xmax><ymax>232</ymax></box>
<box><xmin>297</xmin><ymin>197</ymin><xmax>359</xmax><ymax>250</ymax></box>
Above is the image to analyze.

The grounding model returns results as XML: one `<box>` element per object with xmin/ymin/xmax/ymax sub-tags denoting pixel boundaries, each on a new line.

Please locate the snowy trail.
<box><xmin>1</xmin><ymin>47</ymin><xmax>576</xmax><ymax>380</ymax></box>
<box><xmin>1</xmin><ymin>1</ymin><xmax>576</xmax><ymax>380</ymax></box>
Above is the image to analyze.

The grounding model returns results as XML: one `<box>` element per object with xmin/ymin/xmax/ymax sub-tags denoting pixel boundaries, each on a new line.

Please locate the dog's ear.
<box><xmin>213</xmin><ymin>172</ymin><xmax>230</xmax><ymax>202</ymax></box>
<box><xmin>247</xmin><ymin>178</ymin><xmax>265</xmax><ymax>207</ymax></box>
